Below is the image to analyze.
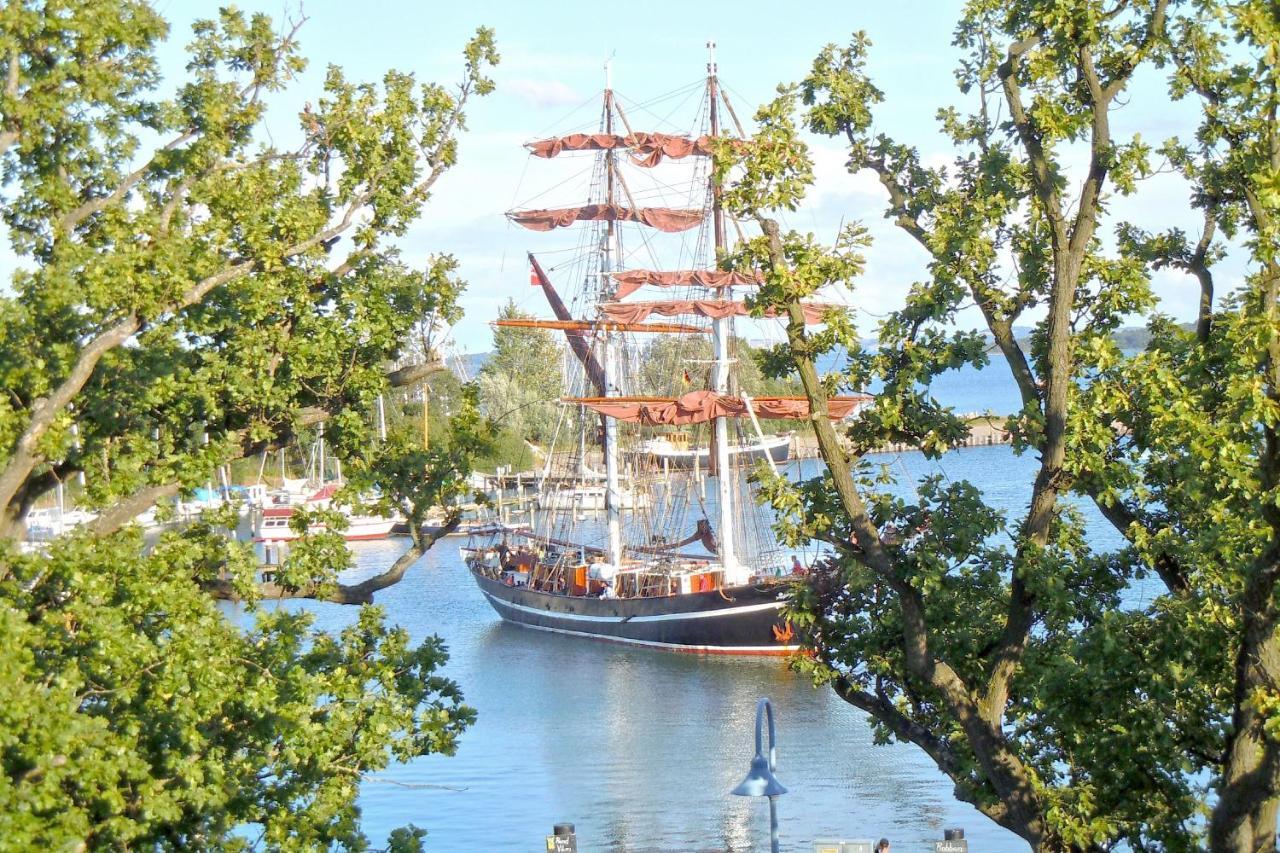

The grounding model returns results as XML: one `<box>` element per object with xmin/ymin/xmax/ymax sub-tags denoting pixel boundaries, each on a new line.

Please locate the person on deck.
<box><xmin>791</xmin><ymin>555</ymin><xmax>806</xmax><ymax>576</ymax></box>
<box><xmin>875</xmin><ymin>839</ymin><xmax>890</xmax><ymax>853</ymax></box>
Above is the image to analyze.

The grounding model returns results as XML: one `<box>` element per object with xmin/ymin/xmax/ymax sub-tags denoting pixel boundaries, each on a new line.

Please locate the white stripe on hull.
<box><xmin>493</xmin><ymin>616</ymin><xmax>799</xmax><ymax>655</ymax></box>
<box><xmin>480</xmin><ymin>590</ymin><xmax>782</xmax><ymax>623</ymax></box>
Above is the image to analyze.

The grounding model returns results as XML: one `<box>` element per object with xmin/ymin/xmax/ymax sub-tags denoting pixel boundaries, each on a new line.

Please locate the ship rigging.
<box><xmin>464</xmin><ymin>47</ymin><xmax>869</xmax><ymax>654</ymax></box>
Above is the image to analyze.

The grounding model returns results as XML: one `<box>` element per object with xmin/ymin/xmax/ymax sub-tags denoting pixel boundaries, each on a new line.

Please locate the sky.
<box><xmin>147</xmin><ymin>1</ymin><xmax>1226</xmax><ymax>355</ymax></box>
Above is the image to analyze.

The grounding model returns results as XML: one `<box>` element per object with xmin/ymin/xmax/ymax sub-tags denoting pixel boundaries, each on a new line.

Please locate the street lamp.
<box><xmin>731</xmin><ymin>697</ymin><xmax>788</xmax><ymax>853</ymax></box>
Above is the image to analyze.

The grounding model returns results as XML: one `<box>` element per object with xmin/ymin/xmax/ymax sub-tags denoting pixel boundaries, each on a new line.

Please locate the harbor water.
<box><xmin>264</xmin><ymin>357</ymin><xmax>1141</xmax><ymax>851</ymax></box>
<box><xmin>293</xmin><ymin>522</ymin><xmax>1021</xmax><ymax>852</ymax></box>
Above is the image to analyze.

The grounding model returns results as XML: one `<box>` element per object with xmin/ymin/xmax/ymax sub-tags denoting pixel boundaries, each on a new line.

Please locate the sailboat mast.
<box><xmin>601</xmin><ymin>59</ymin><xmax>624</xmax><ymax>569</ymax></box>
<box><xmin>707</xmin><ymin>42</ymin><xmax>740</xmax><ymax>581</ymax></box>
<box><xmin>318</xmin><ymin>421</ymin><xmax>326</xmax><ymax>485</ymax></box>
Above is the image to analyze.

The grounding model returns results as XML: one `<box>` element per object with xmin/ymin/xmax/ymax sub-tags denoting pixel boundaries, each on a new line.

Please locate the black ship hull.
<box><xmin>470</xmin><ymin>568</ymin><xmax>798</xmax><ymax>655</ymax></box>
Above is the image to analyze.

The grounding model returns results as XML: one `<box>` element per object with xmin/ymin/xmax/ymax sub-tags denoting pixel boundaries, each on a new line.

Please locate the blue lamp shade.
<box><xmin>731</xmin><ymin>753</ymin><xmax>788</xmax><ymax>798</ymax></box>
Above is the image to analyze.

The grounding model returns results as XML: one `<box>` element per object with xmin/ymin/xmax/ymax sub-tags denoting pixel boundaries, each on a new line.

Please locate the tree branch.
<box><xmin>386</xmin><ymin>360</ymin><xmax>447</xmax><ymax>389</ymax></box>
<box><xmin>861</xmin><ymin>136</ymin><xmax>1041</xmax><ymax>412</ymax></box>
<box><xmin>997</xmin><ymin>35</ymin><xmax>1069</xmax><ymax>253</ymax></box>
<box><xmin>758</xmin><ymin>215</ymin><xmax>1047</xmax><ymax>845</ymax></box>
<box><xmin>0</xmin><ymin>187</ymin><xmax>377</xmax><ymax>517</ymax></box>
<box><xmin>1069</xmin><ymin>43</ymin><xmax>1112</xmax><ymax>260</ymax></box>
<box><xmin>1093</xmin><ymin>497</ymin><xmax>1189</xmax><ymax>594</ymax></box>
<box><xmin>72</xmin><ymin>352</ymin><xmax>438</xmax><ymax>540</ymax></box>
<box><xmin>0</xmin><ymin>31</ymin><xmax>491</xmax><ymax>519</ymax></box>
<box><xmin>0</xmin><ymin>52</ymin><xmax>19</xmax><ymax>157</ymax></box>
<box><xmin>204</xmin><ymin>513</ymin><xmax>459</xmax><ymax>605</ymax></box>
<box><xmin>831</xmin><ymin>675</ymin><xmax>976</xmax><ymax>792</ymax></box>
<box><xmin>1101</xmin><ymin>0</ymin><xmax>1170</xmax><ymax>102</ymax></box>
<box><xmin>1189</xmin><ymin>206</ymin><xmax>1217</xmax><ymax>344</ymax></box>
<box><xmin>57</xmin><ymin>129</ymin><xmax>198</xmax><ymax>234</ymax></box>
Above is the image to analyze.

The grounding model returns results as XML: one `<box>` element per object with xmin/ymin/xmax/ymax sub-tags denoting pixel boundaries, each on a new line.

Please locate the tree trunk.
<box><xmin>1211</xmin><ymin>559</ymin><xmax>1280</xmax><ymax>852</ymax></box>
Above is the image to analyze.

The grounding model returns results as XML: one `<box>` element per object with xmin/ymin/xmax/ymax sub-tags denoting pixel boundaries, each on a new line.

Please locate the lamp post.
<box><xmin>731</xmin><ymin>697</ymin><xmax>788</xmax><ymax>853</ymax></box>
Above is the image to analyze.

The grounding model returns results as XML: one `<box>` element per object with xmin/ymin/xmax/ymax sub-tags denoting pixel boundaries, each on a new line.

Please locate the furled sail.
<box><xmin>610</xmin><ymin>269</ymin><xmax>763</xmax><ymax>299</ymax></box>
<box><xmin>494</xmin><ymin>318</ymin><xmax>707</xmax><ymax>334</ymax></box>
<box><xmin>567</xmin><ymin>390</ymin><xmax>870</xmax><ymax>425</ymax></box>
<box><xmin>508</xmin><ymin>204</ymin><xmax>703</xmax><ymax>233</ymax></box>
<box><xmin>526</xmin><ymin>132</ymin><xmax>721</xmax><ymax>168</ymax></box>
<box><xmin>599</xmin><ymin>300</ymin><xmax>833</xmax><ymax>324</ymax></box>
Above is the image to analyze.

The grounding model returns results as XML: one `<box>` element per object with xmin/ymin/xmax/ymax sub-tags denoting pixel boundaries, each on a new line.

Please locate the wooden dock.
<box><xmin>792</xmin><ymin>415</ymin><xmax>1012</xmax><ymax>459</ymax></box>
<box><xmin>481</xmin><ymin>416</ymin><xmax>1014</xmax><ymax>484</ymax></box>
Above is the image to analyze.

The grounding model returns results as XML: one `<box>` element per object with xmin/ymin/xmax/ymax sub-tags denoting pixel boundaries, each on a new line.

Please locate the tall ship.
<box><xmin>464</xmin><ymin>48</ymin><xmax>868</xmax><ymax>654</ymax></box>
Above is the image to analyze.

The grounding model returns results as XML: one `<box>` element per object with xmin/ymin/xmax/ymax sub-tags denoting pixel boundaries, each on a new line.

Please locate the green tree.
<box><xmin>477</xmin><ymin>299</ymin><xmax>563</xmax><ymax>444</ymax></box>
<box><xmin>722</xmin><ymin>1</ymin><xmax>1280</xmax><ymax>849</ymax></box>
<box><xmin>636</xmin><ymin>335</ymin><xmax>801</xmax><ymax>397</ymax></box>
<box><xmin>1102</xmin><ymin>4</ymin><xmax>1280</xmax><ymax>846</ymax></box>
<box><xmin>0</xmin><ymin>3</ymin><xmax>498</xmax><ymax>847</ymax></box>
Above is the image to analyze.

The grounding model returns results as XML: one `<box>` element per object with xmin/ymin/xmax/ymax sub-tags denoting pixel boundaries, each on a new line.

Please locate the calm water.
<box><xmin>270</xmin><ymin>357</ymin><xmax>1142</xmax><ymax>851</ymax></box>
<box><xmin>293</xmin><ymin>527</ymin><xmax>1019</xmax><ymax>852</ymax></box>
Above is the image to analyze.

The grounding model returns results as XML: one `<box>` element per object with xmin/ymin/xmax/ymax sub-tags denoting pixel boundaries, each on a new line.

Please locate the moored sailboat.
<box><xmin>252</xmin><ymin>430</ymin><xmax>399</xmax><ymax>543</ymax></box>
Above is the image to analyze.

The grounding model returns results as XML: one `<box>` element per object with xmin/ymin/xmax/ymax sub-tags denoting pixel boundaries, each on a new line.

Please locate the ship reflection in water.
<box><xmin>276</xmin><ymin>488</ymin><xmax>1033</xmax><ymax>851</ymax></box>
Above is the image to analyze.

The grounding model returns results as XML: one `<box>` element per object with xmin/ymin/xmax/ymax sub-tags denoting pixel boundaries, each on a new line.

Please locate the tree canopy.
<box><xmin>477</xmin><ymin>299</ymin><xmax>564</xmax><ymax>445</ymax></box>
<box><xmin>0</xmin><ymin>3</ymin><xmax>497</xmax><ymax>847</ymax></box>
<box><xmin>723</xmin><ymin>0</ymin><xmax>1280</xmax><ymax>849</ymax></box>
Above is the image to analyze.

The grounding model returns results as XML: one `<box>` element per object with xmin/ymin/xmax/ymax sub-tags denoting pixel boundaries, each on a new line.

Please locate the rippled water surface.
<box><xmin>273</xmin><ymin>360</ymin><xmax>1146</xmax><ymax>851</ymax></box>
<box><xmin>295</xmin><ymin>531</ymin><xmax>1018</xmax><ymax>852</ymax></box>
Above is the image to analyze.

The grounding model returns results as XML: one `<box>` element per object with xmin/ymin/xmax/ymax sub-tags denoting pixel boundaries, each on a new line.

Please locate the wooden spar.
<box><xmin>708</xmin><ymin>45</ymin><xmax>727</xmax><ymax>257</ymax></box>
<box><xmin>598</xmin><ymin>300</ymin><xmax>835</xmax><ymax>324</ymax></box>
<box><xmin>492</xmin><ymin>319</ymin><xmax>708</xmax><ymax>334</ymax></box>
<box><xmin>563</xmin><ymin>393</ymin><xmax>871</xmax><ymax>426</ymax></box>
<box><xmin>717</xmin><ymin>83</ymin><xmax>748</xmax><ymax>137</ymax></box>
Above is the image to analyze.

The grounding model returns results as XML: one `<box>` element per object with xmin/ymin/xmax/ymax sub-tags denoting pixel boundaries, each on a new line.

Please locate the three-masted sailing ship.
<box><xmin>464</xmin><ymin>48</ymin><xmax>868</xmax><ymax>654</ymax></box>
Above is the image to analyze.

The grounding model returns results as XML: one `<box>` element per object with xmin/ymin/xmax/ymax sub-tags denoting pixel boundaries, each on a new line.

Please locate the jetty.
<box><xmin>793</xmin><ymin>413</ymin><xmax>1013</xmax><ymax>458</ymax></box>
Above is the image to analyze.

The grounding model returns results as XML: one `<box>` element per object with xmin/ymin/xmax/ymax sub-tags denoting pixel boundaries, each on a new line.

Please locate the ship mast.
<box><xmin>707</xmin><ymin>41</ymin><xmax>741</xmax><ymax>583</ymax></box>
<box><xmin>601</xmin><ymin>58</ymin><xmax>624</xmax><ymax>569</ymax></box>
<box><xmin>510</xmin><ymin>57</ymin><xmax>864</xmax><ymax>578</ymax></box>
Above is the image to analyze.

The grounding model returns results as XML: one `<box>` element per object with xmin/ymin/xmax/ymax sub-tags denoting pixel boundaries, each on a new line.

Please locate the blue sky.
<box><xmin>151</xmin><ymin>1</ymin><xmax>1220</xmax><ymax>353</ymax></box>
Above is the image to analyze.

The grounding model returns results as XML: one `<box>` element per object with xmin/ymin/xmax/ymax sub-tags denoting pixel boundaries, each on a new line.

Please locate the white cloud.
<box><xmin>806</xmin><ymin>137</ymin><xmax>883</xmax><ymax>206</ymax></box>
<box><xmin>506</xmin><ymin>79</ymin><xmax>585</xmax><ymax>110</ymax></box>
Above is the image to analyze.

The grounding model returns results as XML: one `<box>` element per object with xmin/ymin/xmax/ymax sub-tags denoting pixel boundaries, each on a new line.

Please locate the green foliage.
<box><xmin>349</xmin><ymin>384</ymin><xmax>496</xmax><ymax>540</ymax></box>
<box><xmin>0</xmin><ymin>3</ymin><xmax>498</xmax><ymax>847</ymax></box>
<box><xmin>724</xmin><ymin>1</ymin><xmax>1280</xmax><ymax>849</ymax></box>
<box><xmin>0</xmin><ymin>529</ymin><xmax>473</xmax><ymax>849</ymax></box>
<box><xmin>477</xmin><ymin>299</ymin><xmax>563</xmax><ymax>445</ymax></box>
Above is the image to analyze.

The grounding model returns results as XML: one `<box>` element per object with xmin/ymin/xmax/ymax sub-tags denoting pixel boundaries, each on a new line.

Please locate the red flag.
<box><xmin>530</xmin><ymin>267</ymin><xmax>540</xmax><ymax>286</ymax></box>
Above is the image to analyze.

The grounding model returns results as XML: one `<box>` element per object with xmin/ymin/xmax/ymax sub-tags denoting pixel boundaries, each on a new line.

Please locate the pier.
<box><xmin>792</xmin><ymin>414</ymin><xmax>1012</xmax><ymax>458</ymax></box>
<box><xmin>481</xmin><ymin>415</ymin><xmax>1015</xmax><ymax>487</ymax></box>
